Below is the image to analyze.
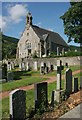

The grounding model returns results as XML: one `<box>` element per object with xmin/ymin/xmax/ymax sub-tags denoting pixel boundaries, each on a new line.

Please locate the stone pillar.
<box><xmin>40</xmin><ymin>42</ymin><xmax>42</xmax><ymax>58</ymax></box>
<box><xmin>34</xmin><ymin>61</ymin><xmax>38</xmax><ymax>71</ymax></box>
<box><xmin>62</xmin><ymin>48</ymin><xmax>64</xmax><ymax>55</ymax></box>
<box><xmin>57</xmin><ymin>47</ymin><xmax>59</xmax><ymax>56</ymax></box>
<box><xmin>57</xmin><ymin>60</ymin><xmax>62</xmax><ymax>90</ymax></box>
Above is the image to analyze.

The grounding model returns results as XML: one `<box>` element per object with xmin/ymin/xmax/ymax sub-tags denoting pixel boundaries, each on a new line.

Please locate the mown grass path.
<box><xmin>0</xmin><ymin>69</ymin><xmax>81</xmax><ymax>100</ymax></box>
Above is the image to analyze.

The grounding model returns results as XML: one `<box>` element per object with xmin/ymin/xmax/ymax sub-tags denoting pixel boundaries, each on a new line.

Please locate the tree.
<box><xmin>60</xmin><ymin>2</ymin><xmax>82</xmax><ymax>44</ymax></box>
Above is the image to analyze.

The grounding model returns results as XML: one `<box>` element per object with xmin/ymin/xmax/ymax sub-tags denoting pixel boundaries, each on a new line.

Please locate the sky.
<box><xmin>1</xmin><ymin>2</ymin><xmax>80</xmax><ymax>46</ymax></box>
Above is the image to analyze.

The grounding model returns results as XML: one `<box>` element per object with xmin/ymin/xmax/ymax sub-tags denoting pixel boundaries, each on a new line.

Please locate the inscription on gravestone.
<box><xmin>34</xmin><ymin>82</ymin><xmax>48</xmax><ymax>112</ymax></box>
<box><xmin>10</xmin><ymin>89</ymin><xmax>26</xmax><ymax>120</ymax></box>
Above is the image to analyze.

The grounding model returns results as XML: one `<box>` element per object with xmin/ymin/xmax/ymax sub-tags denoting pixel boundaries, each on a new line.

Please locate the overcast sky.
<box><xmin>1</xmin><ymin>2</ymin><xmax>80</xmax><ymax>46</ymax></box>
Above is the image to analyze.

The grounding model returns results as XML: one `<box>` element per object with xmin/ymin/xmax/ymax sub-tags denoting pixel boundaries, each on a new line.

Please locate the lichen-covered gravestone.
<box><xmin>34</xmin><ymin>82</ymin><xmax>48</xmax><ymax>112</ymax></box>
<box><xmin>65</xmin><ymin>68</ymin><xmax>72</xmax><ymax>96</ymax></box>
<box><xmin>10</xmin><ymin>89</ymin><xmax>26</xmax><ymax>120</ymax></box>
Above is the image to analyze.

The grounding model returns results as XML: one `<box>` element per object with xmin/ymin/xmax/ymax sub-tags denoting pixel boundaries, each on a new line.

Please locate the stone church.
<box><xmin>16</xmin><ymin>13</ymin><xmax>69</xmax><ymax>58</ymax></box>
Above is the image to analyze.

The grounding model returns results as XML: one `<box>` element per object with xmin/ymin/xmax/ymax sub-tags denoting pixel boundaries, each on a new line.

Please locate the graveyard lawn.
<box><xmin>1</xmin><ymin>72</ymin><xmax>81</xmax><ymax>119</ymax></box>
<box><xmin>2</xmin><ymin>65</ymin><xmax>80</xmax><ymax>92</ymax></box>
<box><xmin>2</xmin><ymin>77</ymin><xmax>48</xmax><ymax>92</ymax></box>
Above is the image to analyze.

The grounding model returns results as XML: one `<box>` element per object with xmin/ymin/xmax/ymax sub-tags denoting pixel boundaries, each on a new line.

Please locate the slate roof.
<box><xmin>32</xmin><ymin>25</ymin><xmax>68</xmax><ymax>47</ymax></box>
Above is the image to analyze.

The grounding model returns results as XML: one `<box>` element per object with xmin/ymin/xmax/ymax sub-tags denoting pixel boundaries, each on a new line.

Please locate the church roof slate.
<box><xmin>32</xmin><ymin>25</ymin><xmax>69</xmax><ymax>47</ymax></box>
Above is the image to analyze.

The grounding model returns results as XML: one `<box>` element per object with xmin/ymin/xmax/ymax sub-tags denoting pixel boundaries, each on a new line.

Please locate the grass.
<box><xmin>2</xmin><ymin>77</ymin><xmax>48</xmax><ymax>92</ymax></box>
<box><xmin>1</xmin><ymin>72</ymin><xmax>81</xmax><ymax>118</ymax></box>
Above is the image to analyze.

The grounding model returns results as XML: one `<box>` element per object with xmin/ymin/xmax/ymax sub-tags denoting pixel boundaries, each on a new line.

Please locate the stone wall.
<box><xmin>17</xmin><ymin>56</ymin><xmax>81</xmax><ymax>69</ymax></box>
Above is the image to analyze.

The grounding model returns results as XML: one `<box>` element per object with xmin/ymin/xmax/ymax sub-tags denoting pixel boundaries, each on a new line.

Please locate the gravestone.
<box><xmin>22</xmin><ymin>62</ymin><xmax>25</xmax><ymax>71</ymax></box>
<box><xmin>19</xmin><ymin>62</ymin><xmax>22</xmax><ymax>71</ymax></box>
<box><xmin>51</xmin><ymin>64</ymin><xmax>53</xmax><ymax>71</ymax></box>
<box><xmin>34</xmin><ymin>61</ymin><xmax>38</xmax><ymax>71</ymax></box>
<box><xmin>65</xmin><ymin>68</ymin><xmax>72</xmax><ymax>96</ymax></box>
<box><xmin>26</xmin><ymin>62</ymin><xmax>30</xmax><ymax>71</ymax></box>
<box><xmin>11</xmin><ymin>62</ymin><xmax>14</xmax><ymax>70</ymax></box>
<box><xmin>40</xmin><ymin>62</ymin><xmax>45</xmax><ymax>74</ymax></box>
<box><xmin>34</xmin><ymin>82</ymin><xmax>48</xmax><ymax>112</ymax></box>
<box><xmin>57</xmin><ymin>60</ymin><xmax>64</xmax><ymax>90</ymax></box>
<box><xmin>10</xmin><ymin>89</ymin><xmax>26</xmax><ymax>120</ymax></box>
<box><xmin>65</xmin><ymin>63</ymin><xmax>68</xmax><ymax>68</ymax></box>
<box><xmin>47</xmin><ymin>62</ymin><xmax>51</xmax><ymax>72</ymax></box>
<box><xmin>51</xmin><ymin>90</ymin><xmax>55</xmax><ymax>107</ymax></box>
<box><xmin>73</xmin><ymin>77</ymin><xmax>78</xmax><ymax>93</ymax></box>
<box><xmin>55</xmin><ymin>60</ymin><xmax>64</xmax><ymax>102</ymax></box>
<box><xmin>80</xmin><ymin>76</ymin><xmax>82</xmax><ymax>89</ymax></box>
<box><xmin>2</xmin><ymin>63</ymin><xmax>7</xmax><ymax>80</ymax></box>
<box><xmin>7</xmin><ymin>72</ymin><xmax>14</xmax><ymax>81</ymax></box>
<box><xmin>7</xmin><ymin>62</ymin><xmax>12</xmax><ymax>71</ymax></box>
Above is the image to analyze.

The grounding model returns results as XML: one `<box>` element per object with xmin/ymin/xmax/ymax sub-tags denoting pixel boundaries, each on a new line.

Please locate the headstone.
<box><xmin>34</xmin><ymin>82</ymin><xmax>48</xmax><ymax>112</ymax></box>
<box><xmin>26</xmin><ymin>62</ymin><xmax>30</xmax><ymax>71</ymax></box>
<box><xmin>7</xmin><ymin>63</ymin><xmax>12</xmax><ymax>71</ymax></box>
<box><xmin>10</xmin><ymin>89</ymin><xmax>26</xmax><ymax>120</ymax></box>
<box><xmin>51</xmin><ymin>90</ymin><xmax>55</xmax><ymax>107</ymax></box>
<box><xmin>40</xmin><ymin>62</ymin><xmax>44</xmax><ymax>74</ymax></box>
<box><xmin>7</xmin><ymin>72</ymin><xmax>14</xmax><ymax>81</ymax></box>
<box><xmin>19</xmin><ymin>62</ymin><xmax>22</xmax><ymax>70</ymax></box>
<box><xmin>73</xmin><ymin>77</ymin><xmax>78</xmax><ymax>93</ymax></box>
<box><xmin>54</xmin><ymin>65</ymin><xmax>57</xmax><ymax>70</ymax></box>
<box><xmin>65</xmin><ymin>68</ymin><xmax>72</xmax><ymax>96</ymax></box>
<box><xmin>47</xmin><ymin>62</ymin><xmax>51</xmax><ymax>72</ymax></box>
<box><xmin>51</xmin><ymin>64</ymin><xmax>53</xmax><ymax>71</ymax></box>
<box><xmin>65</xmin><ymin>63</ymin><xmax>68</xmax><ymax>68</ymax></box>
<box><xmin>80</xmin><ymin>76</ymin><xmax>82</xmax><ymax>89</ymax></box>
<box><xmin>57</xmin><ymin>60</ymin><xmax>64</xmax><ymax>90</ymax></box>
<box><xmin>11</xmin><ymin>62</ymin><xmax>14</xmax><ymax>70</ymax></box>
<box><xmin>2</xmin><ymin>63</ymin><xmax>7</xmax><ymax>80</ymax></box>
<box><xmin>34</xmin><ymin>61</ymin><xmax>38</xmax><ymax>71</ymax></box>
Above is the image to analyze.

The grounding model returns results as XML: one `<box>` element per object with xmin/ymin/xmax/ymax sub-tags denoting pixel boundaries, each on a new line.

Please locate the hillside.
<box><xmin>2</xmin><ymin>34</ymin><xmax>19</xmax><ymax>59</ymax></box>
<box><xmin>69</xmin><ymin>45</ymin><xmax>80</xmax><ymax>52</ymax></box>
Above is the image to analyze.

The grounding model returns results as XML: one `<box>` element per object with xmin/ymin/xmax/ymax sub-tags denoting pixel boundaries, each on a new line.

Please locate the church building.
<box><xmin>16</xmin><ymin>13</ymin><xmax>69</xmax><ymax>58</ymax></box>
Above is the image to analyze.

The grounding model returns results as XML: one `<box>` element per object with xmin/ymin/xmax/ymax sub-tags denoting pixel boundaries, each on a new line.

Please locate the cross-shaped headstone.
<box><xmin>57</xmin><ymin>60</ymin><xmax>64</xmax><ymax>90</ymax></box>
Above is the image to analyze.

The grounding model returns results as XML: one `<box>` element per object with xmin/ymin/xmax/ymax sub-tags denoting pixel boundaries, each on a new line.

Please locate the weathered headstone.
<box><xmin>65</xmin><ymin>68</ymin><xmax>72</xmax><ymax>96</ymax></box>
<box><xmin>10</xmin><ymin>89</ymin><xmax>26</xmax><ymax>120</ymax></box>
<box><xmin>34</xmin><ymin>82</ymin><xmax>48</xmax><ymax>112</ymax></box>
<box><xmin>7</xmin><ymin>72</ymin><xmax>14</xmax><ymax>81</ymax></box>
<box><xmin>73</xmin><ymin>77</ymin><xmax>78</xmax><ymax>93</ymax></box>
<box><xmin>34</xmin><ymin>61</ymin><xmax>38</xmax><ymax>71</ymax></box>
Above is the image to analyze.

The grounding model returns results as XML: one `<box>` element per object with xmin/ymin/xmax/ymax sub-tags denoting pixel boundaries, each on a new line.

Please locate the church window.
<box><xmin>27</xmin><ymin>33</ymin><xmax>29</xmax><ymax>36</ymax></box>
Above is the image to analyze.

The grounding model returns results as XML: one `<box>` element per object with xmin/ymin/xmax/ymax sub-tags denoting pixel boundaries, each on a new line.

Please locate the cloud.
<box><xmin>0</xmin><ymin>16</ymin><xmax>7</xmax><ymax>30</ymax></box>
<box><xmin>2</xmin><ymin>4</ymin><xmax>28</xmax><ymax>30</ymax></box>
<box><xmin>8</xmin><ymin>4</ymin><xmax>28</xmax><ymax>23</ymax></box>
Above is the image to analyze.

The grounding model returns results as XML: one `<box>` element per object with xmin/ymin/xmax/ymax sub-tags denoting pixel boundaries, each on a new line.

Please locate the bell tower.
<box><xmin>26</xmin><ymin>12</ymin><xmax>33</xmax><ymax>28</ymax></box>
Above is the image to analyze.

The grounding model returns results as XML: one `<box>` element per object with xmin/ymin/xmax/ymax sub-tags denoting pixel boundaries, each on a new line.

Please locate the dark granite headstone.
<box><xmin>34</xmin><ymin>82</ymin><xmax>48</xmax><ymax>112</ymax></box>
<box><xmin>10</xmin><ymin>89</ymin><xmax>26</xmax><ymax>120</ymax></box>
